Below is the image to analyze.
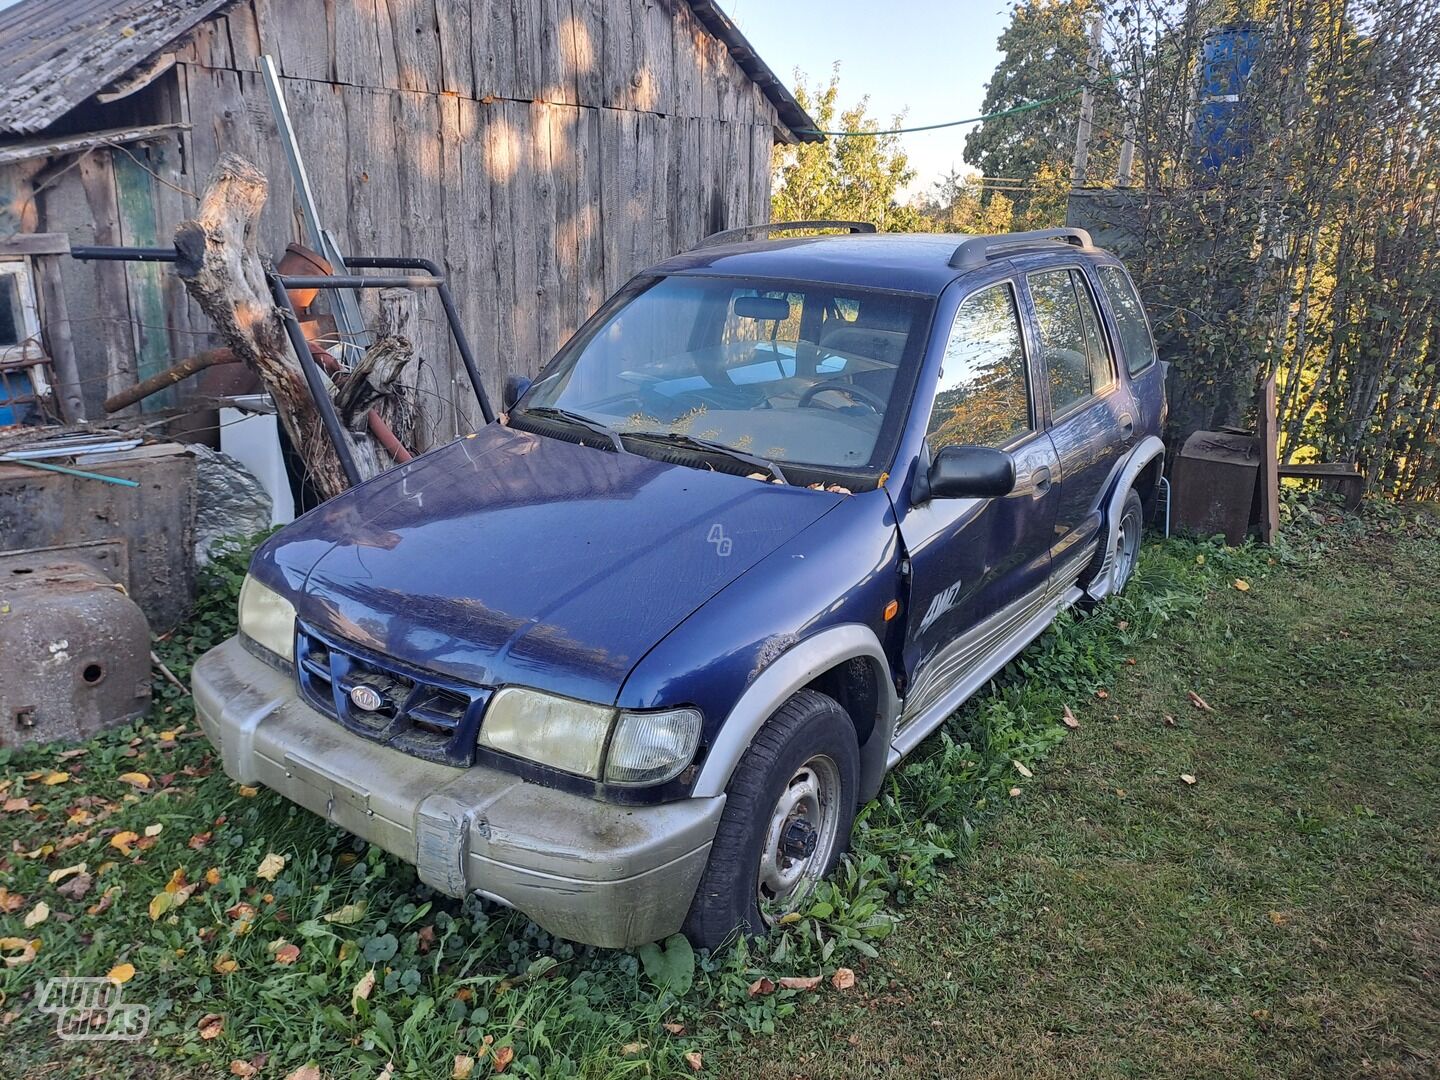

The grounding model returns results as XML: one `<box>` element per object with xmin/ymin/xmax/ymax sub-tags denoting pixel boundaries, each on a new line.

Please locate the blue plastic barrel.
<box><xmin>1194</xmin><ymin>25</ymin><xmax>1263</xmax><ymax>174</ymax></box>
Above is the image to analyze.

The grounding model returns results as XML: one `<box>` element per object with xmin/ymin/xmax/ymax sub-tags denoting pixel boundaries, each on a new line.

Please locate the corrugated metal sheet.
<box><xmin>0</xmin><ymin>0</ymin><xmax>233</xmax><ymax>134</ymax></box>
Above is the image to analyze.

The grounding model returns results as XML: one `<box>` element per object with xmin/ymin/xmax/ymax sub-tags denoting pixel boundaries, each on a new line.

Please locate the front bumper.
<box><xmin>193</xmin><ymin>636</ymin><xmax>723</xmax><ymax>948</ymax></box>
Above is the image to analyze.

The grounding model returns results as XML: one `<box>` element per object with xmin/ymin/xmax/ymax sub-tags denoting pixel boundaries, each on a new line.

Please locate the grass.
<box><xmin>0</xmin><ymin>499</ymin><xmax>1435</xmax><ymax>1078</ymax></box>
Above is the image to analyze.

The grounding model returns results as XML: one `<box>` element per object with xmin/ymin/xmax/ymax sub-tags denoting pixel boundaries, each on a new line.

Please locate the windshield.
<box><xmin>515</xmin><ymin>275</ymin><xmax>931</xmax><ymax>479</ymax></box>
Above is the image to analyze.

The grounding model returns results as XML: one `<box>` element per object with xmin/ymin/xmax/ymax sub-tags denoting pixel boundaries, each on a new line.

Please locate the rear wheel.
<box><xmin>682</xmin><ymin>689</ymin><xmax>858</xmax><ymax>950</ymax></box>
<box><xmin>1110</xmin><ymin>489</ymin><xmax>1144</xmax><ymax>595</ymax></box>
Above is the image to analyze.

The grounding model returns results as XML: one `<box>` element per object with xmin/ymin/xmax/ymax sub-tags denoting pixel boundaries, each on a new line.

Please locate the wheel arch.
<box><xmin>1085</xmin><ymin>435</ymin><xmax>1165</xmax><ymax>601</ymax></box>
<box><xmin>690</xmin><ymin>623</ymin><xmax>900</xmax><ymax>803</ymax></box>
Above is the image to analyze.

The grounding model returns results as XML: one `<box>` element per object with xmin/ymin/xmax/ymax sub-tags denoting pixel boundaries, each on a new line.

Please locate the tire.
<box><xmin>682</xmin><ymin>689</ymin><xmax>859</xmax><ymax>950</ymax></box>
<box><xmin>1080</xmin><ymin>488</ymin><xmax>1144</xmax><ymax>611</ymax></box>
<box><xmin>1109</xmin><ymin>488</ymin><xmax>1145</xmax><ymax>596</ymax></box>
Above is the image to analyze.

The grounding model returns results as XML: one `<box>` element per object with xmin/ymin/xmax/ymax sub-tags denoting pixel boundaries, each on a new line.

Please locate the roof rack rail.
<box><xmin>948</xmin><ymin>227</ymin><xmax>1094</xmax><ymax>270</ymax></box>
<box><xmin>694</xmin><ymin>220</ymin><xmax>877</xmax><ymax>249</ymax></box>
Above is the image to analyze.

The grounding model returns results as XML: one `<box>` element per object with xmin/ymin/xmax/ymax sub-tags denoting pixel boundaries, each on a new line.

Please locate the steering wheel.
<box><xmin>797</xmin><ymin>377</ymin><xmax>888</xmax><ymax>414</ymax></box>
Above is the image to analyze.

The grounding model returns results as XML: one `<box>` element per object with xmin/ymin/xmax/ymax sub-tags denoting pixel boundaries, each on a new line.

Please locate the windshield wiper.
<box><xmin>622</xmin><ymin>430</ymin><xmax>788</xmax><ymax>484</ymax></box>
<box><xmin>521</xmin><ymin>406</ymin><xmax>627</xmax><ymax>453</ymax></box>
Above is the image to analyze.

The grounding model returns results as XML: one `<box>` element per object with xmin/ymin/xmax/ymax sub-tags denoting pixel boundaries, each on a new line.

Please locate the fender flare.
<box><xmin>1086</xmin><ymin>434</ymin><xmax>1165</xmax><ymax>600</ymax></box>
<box><xmin>690</xmin><ymin>623</ymin><xmax>901</xmax><ymax>801</ymax></box>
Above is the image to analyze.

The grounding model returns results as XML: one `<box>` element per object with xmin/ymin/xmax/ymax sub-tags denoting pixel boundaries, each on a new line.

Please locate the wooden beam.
<box><xmin>0</xmin><ymin>123</ymin><xmax>188</xmax><ymax>167</ymax></box>
<box><xmin>0</xmin><ymin>232</ymin><xmax>70</xmax><ymax>256</ymax></box>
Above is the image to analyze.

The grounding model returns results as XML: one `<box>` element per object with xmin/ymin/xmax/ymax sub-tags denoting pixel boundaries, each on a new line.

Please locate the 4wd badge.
<box><xmin>349</xmin><ymin>685</ymin><xmax>383</xmax><ymax>712</ymax></box>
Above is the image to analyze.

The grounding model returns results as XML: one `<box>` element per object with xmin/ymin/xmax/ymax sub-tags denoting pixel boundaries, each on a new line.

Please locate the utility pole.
<box><xmin>1070</xmin><ymin>11</ymin><xmax>1103</xmax><ymax>187</ymax></box>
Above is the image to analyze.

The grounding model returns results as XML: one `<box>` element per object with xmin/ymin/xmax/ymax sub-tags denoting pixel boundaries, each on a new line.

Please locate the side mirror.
<box><xmin>914</xmin><ymin>444</ymin><xmax>1016</xmax><ymax>502</ymax></box>
<box><xmin>503</xmin><ymin>374</ymin><xmax>532</xmax><ymax>411</ymax></box>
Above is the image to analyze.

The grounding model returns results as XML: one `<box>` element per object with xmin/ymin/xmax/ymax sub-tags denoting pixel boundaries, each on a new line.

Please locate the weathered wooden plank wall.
<box><xmin>145</xmin><ymin>0</ymin><xmax>781</xmax><ymax>441</ymax></box>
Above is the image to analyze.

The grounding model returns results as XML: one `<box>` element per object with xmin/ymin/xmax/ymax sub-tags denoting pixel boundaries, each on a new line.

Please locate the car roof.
<box><xmin>647</xmin><ymin>231</ymin><xmax>1117</xmax><ymax>297</ymax></box>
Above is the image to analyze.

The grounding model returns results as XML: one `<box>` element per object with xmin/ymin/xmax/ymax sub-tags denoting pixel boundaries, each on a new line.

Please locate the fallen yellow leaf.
<box><xmin>1233</xmin><ymin>578</ymin><xmax>1251</xmax><ymax>592</ymax></box>
<box><xmin>236</xmin><ymin>785</ymin><xmax>259</xmax><ymax>798</ymax></box>
<box><xmin>107</xmin><ymin>962</ymin><xmax>135</xmax><ymax>984</ymax></box>
<box><xmin>255</xmin><ymin>852</ymin><xmax>286</xmax><ymax>881</ymax></box>
<box><xmin>1013</xmin><ymin>759</ymin><xmax>1034</xmax><ymax>779</ymax></box>
<box><xmin>41</xmin><ymin>771</ymin><xmax>69</xmax><ymax>786</ymax></box>
<box><xmin>109</xmin><ymin>831</ymin><xmax>140</xmax><ymax>855</ymax></box>
<box><xmin>492</xmin><ymin>1046</ymin><xmax>515</xmax><ymax>1073</ymax></box>
<box><xmin>117</xmin><ymin>772</ymin><xmax>152</xmax><ymax>790</ymax></box>
<box><xmin>685</xmin><ymin>1051</ymin><xmax>703</xmax><ymax>1072</ymax></box>
<box><xmin>47</xmin><ymin>862</ymin><xmax>86</xmax><ymax>885</ymax></box>
<box><xmin>205</xmin><ymin>867</ymin><xmax>222</xmax><ymax>886</ymax></box>
<box><xmin>1180</xmin><ymin>773</ymin><xmax>1198</xmax><ymax>786</ymax></box>
<box><xmin>23</xmin><ymin>902</ymin><xmax>49</xmax><ymax>928</ymax></box>
<box><xmin>229</xmin><ymin>1061</ymin><xmax>258</xmax><ymax>1079</ymax></box>
<box><xmin>144</xmin><ymin>823</ymin><xmax>163</xmax><ymax>837</ymax></box>
<box><xmin>1008</xmin><ymin>786</ymin><xmax>1022</xmax><ymax>797</ymax></box>
<box><xmin>273</xmin><ymin>941</ymin><xmax>301</xmax><ymax>965</ymax></box>
<box><xmin>283</xmin><ymin>1066</ymin><xmax>322</xmax><ymax>1080</ymax></box>
<box><xmin>352</xmin><ymin>969</ymin><xmax>376</xmax><ymax>1011</ymax></box>
<box><xmin>452</xmin><ymin>1056</ymin><xmax>476</xmax><ymax>1080</ymax></box>
<box><xmin>1061</xmin><ymin>705</ymin><xmax>1080</xmax><ymax>729</ymax></box>
<box><xmin>0</xmin><ymin>937</ymin><xmax>38</xmax><ymax>967</ymax></box>
<box><xmin>831</xmin><ymin>967</ymin><xmax>857</xmax><ymax>990</ymax></box>
<box><xmin>214</xmin><ymin>956</ymin><xmax>239</xmax><ymax>974</ymax></box>
<box><xmin>148</xmin><ymin>892</ymin><xmax>173</xmax><ymax>921</ymax></box>
<box><xmin>198</xmin><ymin>1012</ymin><xmax>224</xmax><ymax>1040</ymax></box>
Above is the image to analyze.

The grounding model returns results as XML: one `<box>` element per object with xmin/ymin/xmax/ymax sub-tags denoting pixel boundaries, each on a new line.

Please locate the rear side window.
<box><xmin>1028</xmin><ymin>268</ymin><xmax>1114</xmax><ymax>414</ymax></box>
<box><xmin>927</xmin><ymin>282</ymin><xmax>1032</xmax><ymax>450</ymax></box>
<box><xmin>1097</xmin><ymin>265</ymin><xmax>1157</xmax><ymax>374</ymax></box>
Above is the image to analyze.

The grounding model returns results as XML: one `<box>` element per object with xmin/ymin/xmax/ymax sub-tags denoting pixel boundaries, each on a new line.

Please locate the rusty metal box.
<box><xmin>1171</xmin><ymin>429</ymin><xmax>1261</xmax><ymax>546</ymax></box>
<box><xmin>0</xmin><ymin>442</ymin><xmax>196</xmax><ymax>632</ymax></box>
<box><xmin>0</xmin><ymin>554</ymin><xmax>151</xmax><ymax>747</ymax></box>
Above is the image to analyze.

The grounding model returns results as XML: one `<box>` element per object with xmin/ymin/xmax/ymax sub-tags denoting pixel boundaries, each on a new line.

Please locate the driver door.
<box><xmin>895</xmin><ymin>280</ymin><xmax>1061</xmax><ymax>728</ymax></box>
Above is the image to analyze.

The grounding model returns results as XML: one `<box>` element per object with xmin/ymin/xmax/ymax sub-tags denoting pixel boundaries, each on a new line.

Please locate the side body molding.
<box><xmin>690</xmin><ymin>623</ymin><xmax>900</xmax><ymax>801</ymax></box>
<box><xmin>1085</xmin><ymin>434</ymin><xmax>1165</xmax><ymax>601</ymax></box>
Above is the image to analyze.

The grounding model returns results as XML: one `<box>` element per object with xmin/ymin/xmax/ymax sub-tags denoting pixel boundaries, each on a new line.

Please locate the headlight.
<box><xmin>237</xmin><ymin>574</ymin><xmax>296</xmax><ymax>663</ymax></box>
<box><xmin>478</xmin><ymin>687</ymin><xmax>614</xmax><ymax>778</ymax></box>
<box><xmin>605</xmin><ymin>707</ymin><xmax>703</xmax><ymax>785</ymax></box>
<box><xmin>477</xmin><ymin>689</ymin><xmax>702</xmax><ymax>785</ymax></box>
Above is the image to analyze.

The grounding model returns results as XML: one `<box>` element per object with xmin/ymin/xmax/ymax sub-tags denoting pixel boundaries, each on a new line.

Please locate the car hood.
<box><xmin>255</xmin><ymin>424</ymin><xmax>844</xmax><ymax>703</ymax></box>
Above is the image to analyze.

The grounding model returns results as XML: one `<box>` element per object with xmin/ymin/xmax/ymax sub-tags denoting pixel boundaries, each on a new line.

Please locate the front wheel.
<box><xmin>682</xmin><ymin>689</ymin><xmax>858</xmax><ymax>950</ymax></box>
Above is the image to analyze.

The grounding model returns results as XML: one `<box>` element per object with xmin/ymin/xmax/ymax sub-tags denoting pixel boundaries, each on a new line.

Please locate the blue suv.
<box><xmin>194</xmin><ymin>225</ymin><xmax>1165</xmax><ymax>949</ymax></box>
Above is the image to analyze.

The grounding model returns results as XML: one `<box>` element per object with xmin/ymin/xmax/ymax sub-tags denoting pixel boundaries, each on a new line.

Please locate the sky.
<box><xmin>725</xmin><ymin>0</ymin><xmax>1013</xmax><ymax>198</ymax></box>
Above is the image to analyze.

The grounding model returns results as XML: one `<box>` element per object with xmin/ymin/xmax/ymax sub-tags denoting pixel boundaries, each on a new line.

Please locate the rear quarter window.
<box><xmin>1096</xmin><ymin>265</ymin><xmax>1157</xmax><ymax>375</ymax></box>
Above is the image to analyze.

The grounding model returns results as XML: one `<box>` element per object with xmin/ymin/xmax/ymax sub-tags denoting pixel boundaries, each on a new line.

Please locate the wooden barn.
<box><xmin>0</xmin><ymin>0</ymin><xmax>817</xmax><ymax>443</ymax></box>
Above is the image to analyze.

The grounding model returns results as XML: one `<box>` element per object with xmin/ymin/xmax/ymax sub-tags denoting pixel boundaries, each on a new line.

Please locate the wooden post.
<box><xmin>1071</xmin><ymin>13</ymin><xmax>1103</xmax><ymax>188</ymax></box>
<box><xmin>173</xmin><ymin>153</ymin><xmax>352</xmax><ymax>501</ymax></box>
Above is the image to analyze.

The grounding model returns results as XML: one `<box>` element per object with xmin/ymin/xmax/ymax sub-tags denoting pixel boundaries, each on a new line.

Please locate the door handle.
<box><xmin>1032</xmin><ymin>466</ymin><xmax>1052</xmax><ymax>495</ymax></box>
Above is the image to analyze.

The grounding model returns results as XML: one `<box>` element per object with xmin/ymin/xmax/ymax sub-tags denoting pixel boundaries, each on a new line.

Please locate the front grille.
<box><xmin>295</xmin><ymin>623</ymin><xmax>491</xmax><ymax>766</ymax></box>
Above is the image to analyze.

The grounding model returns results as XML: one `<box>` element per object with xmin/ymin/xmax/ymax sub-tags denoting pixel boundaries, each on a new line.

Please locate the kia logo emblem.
<box><xmin>349</xmin><ymin>685</ymin><xmax>384</xmax><ymax>712</ymax></box>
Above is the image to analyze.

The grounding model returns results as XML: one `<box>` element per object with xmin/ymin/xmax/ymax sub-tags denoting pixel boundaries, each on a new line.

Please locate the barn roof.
<box><xmin>0</xmin><ymin>0</ymin><xmax>822</xmax><ymax>141</ymax></box>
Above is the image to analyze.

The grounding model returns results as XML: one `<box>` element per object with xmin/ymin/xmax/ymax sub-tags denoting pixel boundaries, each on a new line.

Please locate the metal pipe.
<box><xmin>275</xmin><ymin>273</ymin><xmax>445</xmax><ymax>290</ymax></box>
<box><xmin>103</xmin><ymin>347</ymin><xmax>237</xmax><ymax>413</ymax></box>
<box><xmin>343</xmin><ymin>256</ymin><xmax>495</xmax><ymax>424</ymax></box>
<box><xmin>69</xmin><ymin>245</ymin><xmax>177</xmax><ymax>263</ymax></box>
<box><xmin>367</xmin><ymin>409</ymin><xmax>413</xmax><ymax>464</ymax></box>
<box><xmin>267</xmin><ymin>273</ymin><xmax>362</xmax><ymax>488</ymax></box>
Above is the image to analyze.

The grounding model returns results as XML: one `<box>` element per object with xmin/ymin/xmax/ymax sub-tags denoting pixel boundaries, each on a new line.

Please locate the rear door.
<box><xmin>1022</xmin><ymin>265</ymin><xmax>1135</xmax><ymax>591</ymax></box>
<box><xmin>897</xmin><ymin>279</ymin><xmax>1061</xmax><ymax>724</ymax></box>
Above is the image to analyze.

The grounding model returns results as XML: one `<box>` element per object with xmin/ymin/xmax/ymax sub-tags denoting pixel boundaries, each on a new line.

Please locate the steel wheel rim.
<box><xmin>1113</xmin><ymin>506</ymin><xmax>1141</xmax><ymax>591</ymax></box>
<box><xmin>757</xmin><ymin>754</ymin><xmax>842</xmax><ymax>919</ymax></box>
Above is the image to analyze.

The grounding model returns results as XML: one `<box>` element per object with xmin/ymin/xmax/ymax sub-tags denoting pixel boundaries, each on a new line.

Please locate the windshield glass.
<box><xmin>516</xmin><ymin>275</ymin><xmax>931</xmax><ymax>476</ymax></box>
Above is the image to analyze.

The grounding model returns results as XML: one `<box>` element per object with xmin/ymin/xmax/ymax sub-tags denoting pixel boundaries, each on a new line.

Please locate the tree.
<box><xmin>963</xmin><ymin>0</ymin><xmax>1119</xmax><ymax>212</ymax></box>
<box><xmin>914</xmin><ymin>168</ymin><xmax>1015</xmax><ymax>234</ymax></box>
<box><xmin>772</xmin><ymin>66</ymin><xmax>922</xmax><ymax>232</ymax></box>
